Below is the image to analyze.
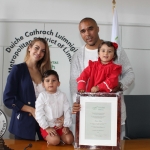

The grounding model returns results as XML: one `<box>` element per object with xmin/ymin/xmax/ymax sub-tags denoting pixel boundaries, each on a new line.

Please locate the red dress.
<box><xmin>77</xmin><ymin>58</ymin><xmax>122</xmax><ymax>92</ymax></box>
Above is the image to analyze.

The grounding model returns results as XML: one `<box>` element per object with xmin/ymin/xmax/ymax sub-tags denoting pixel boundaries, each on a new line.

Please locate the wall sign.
<box><xmin>0</xmin><ymin>109</ymin><xmax>7</xmax><ymax>137</ymax></box>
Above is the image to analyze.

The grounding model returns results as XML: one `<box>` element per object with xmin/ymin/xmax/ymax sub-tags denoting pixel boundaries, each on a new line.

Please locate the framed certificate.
<box><xmin>74</xmin><ymin>92</ymin><xmax>122</xmax><ymax>150</ymax></box>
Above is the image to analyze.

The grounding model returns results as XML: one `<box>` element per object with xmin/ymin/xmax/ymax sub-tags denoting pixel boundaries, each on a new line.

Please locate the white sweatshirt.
<box><xmin>35</xmin><ymin>90</ymin><xmax>72</xmax><ymax>129</ymax></box>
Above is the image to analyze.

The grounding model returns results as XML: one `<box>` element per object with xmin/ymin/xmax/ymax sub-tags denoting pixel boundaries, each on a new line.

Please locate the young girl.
<box><xmin>77</xmin><ymin>41</ymin><xmax>122</xmax><ymax>93</ymax></box>
<box><xmin>35</xmin><ymin>70</ymin><xmax>74</xmax><ymax>145</ymax></box>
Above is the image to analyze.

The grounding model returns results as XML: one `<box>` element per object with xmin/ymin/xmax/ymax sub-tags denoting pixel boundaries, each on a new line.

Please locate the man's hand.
<box><xmin>91</xmin><ymin>86</ymin><xmax>99</xmax><ymax>93</ymax></box>
<box><xmin>72</xmin><ymin>102</ymin><xmax>81</xmax><ymax>114</ymax></box>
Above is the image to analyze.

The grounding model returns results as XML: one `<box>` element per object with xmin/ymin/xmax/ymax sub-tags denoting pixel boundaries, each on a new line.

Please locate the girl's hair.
<box><xmin>98</xmin><ymin>41</ymin><xmax>118</xmax><ymax>61</ymax></box>
<box><xmin>42</xmin><ymin>70</ymin><xmax>59</xmax><ymax>82</ymax></box>
<box><xmin>24</xmin><ymin>38</ymin><xmax>51</xmax><ymax>74</ymax></box>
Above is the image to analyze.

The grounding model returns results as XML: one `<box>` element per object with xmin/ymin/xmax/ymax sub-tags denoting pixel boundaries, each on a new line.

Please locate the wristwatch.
<box><xmin>119</xmin><ymin>82</ymin><xmax>123</xmax><ymax>91</ymax></box>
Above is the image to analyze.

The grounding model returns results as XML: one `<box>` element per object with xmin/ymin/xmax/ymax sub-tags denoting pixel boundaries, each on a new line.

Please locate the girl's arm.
<box><xmin>76</xmin><ymin>61</ymin><xmax>92</xmax><ymax>92</ymax></box>
<box><xmin>97</xmin><ymin>65</ymin><xmax>122</xmax><ymax>92</ymax></box>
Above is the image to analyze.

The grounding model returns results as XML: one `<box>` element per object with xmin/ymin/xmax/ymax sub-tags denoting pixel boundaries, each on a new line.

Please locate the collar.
<box><xmin>98</xmin><ymin>57</ymin><xmax>113</xmax><ymax>65</ymax></box>
<box><xmin>46</xmin><ymin>89</ymin><xmax>60</xmax><ymax>96</ymax></box>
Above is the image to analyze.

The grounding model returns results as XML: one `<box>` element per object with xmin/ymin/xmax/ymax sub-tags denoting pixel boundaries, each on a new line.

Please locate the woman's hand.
<box><xmin>30</xmin><ymin>107</ymin><xmax>35</xmax><ymax>118</ymax></box>
<box><xmin>21</xmin><ymin>105</ymin><xmax>35</xmax><ymax>118</ymax></box>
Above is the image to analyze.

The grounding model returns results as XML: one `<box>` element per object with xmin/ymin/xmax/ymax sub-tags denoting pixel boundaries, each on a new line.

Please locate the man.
<box><xmin>70</xmin><ymin>17</ymin><xmax>135</xmax><ymax>139</ymax></box>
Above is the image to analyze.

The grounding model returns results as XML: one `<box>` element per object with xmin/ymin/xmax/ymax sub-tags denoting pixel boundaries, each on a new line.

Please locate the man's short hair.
<box><xmin>80</xmin><ymin>17</ymin><xmax>97</xmax><ymax>25</ymax></box>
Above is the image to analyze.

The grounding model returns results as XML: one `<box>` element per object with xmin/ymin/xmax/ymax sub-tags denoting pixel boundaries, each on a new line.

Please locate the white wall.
<box><xmin>1</xmin><ymin>0</ymin><xmax>150</xmax><ymax>25</ymax></box>
<box><xmin>0</xmin><ymin>0</ymin><xmax>150</xmax><ymax>139</ymax></box>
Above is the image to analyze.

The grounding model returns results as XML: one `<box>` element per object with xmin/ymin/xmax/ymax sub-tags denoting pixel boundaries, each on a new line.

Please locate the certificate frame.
<box><xmin>74</xmin><ymin>92</ymin><xmax>122</xmax><ymax>150</ymax></box>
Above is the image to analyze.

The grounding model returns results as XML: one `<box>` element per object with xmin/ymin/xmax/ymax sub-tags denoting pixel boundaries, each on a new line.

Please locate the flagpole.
<box><xmin>112</xmin><ymin>0</ymin><xmax>116</xmax><ymax>13</ymax></box>
<box><xmin>111</xmin><ymin>0</ymin><xmax>120</xmax><ymax>46</ymax></box>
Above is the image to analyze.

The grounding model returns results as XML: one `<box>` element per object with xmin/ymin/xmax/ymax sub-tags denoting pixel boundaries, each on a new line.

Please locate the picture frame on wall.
<box><xmin>74</xmin><ymin>92</ymin><xmax>122</xmax><ymax>150</ymax></box>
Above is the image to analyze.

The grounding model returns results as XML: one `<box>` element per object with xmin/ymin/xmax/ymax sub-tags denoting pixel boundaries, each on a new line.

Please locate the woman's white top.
<box><xmin>32</xmin><ymin>81</ymin><xmax>45</xmax><ymax>98</ymax></box>
<box><xmin>35</xmin><ymin>90</ymin><xmax>72</xmax><ymax>129</ymax></box>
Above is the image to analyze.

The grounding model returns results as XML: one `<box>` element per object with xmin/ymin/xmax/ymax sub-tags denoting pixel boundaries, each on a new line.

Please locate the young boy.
<box><xmin>35</xmin><ymin>70</ymin><xmax>74</xmax><ymax>145</ymax></box>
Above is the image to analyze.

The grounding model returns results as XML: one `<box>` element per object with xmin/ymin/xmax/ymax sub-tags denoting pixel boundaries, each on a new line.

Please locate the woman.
<box><xmin>3</xmin><ymin>37</ymin><xmax>51</xmax><ymax>140</ymax></box>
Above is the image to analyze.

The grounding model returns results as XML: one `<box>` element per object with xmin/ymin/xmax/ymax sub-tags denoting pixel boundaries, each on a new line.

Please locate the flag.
<box><xmin>111</xmin><ymin>8</ymin><xmax>120</xmax><ymax>46</ymax></box>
